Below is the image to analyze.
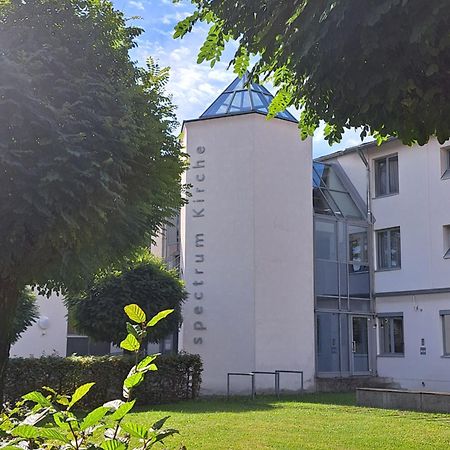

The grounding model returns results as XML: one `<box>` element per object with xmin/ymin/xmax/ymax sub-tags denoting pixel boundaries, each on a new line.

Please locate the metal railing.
<box><xmin>227</xmin><ymin>369</ymin><xmax>304</xmax><ymax>399</ymax></box>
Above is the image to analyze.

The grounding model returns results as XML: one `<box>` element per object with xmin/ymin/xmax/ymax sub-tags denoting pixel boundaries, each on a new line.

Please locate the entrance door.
<box><xmin>351</xmin><ymin>316</ymin><xmax>370</xmax><ymax>374</ymax></box>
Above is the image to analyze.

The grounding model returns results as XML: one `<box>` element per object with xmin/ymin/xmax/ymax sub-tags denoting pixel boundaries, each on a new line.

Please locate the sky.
<box><xmin>113</xmin><ymin>0</ymin><xmax>368</xmax><ymax>157</ymax></box>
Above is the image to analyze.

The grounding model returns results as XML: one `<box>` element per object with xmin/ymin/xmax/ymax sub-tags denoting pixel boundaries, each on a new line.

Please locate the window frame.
<box><xmin>440</xmin><ymin>147</ymin><xmax>450</xmax><ymax>179</ymax></box>
<box><xmin>374</xmin><ymin>153</ymin><xmax>399</xmax><ymax>198</ymax></box>
<box><xmin>440</xmin><ymin>310</ymin><xmax>450</xmax><ymax>356</ymax></box>
<box><xmin>443</xmin><ymin>225</ymin><xmax>450</xmax><ymax>259</ymax></box>
<box><xmin>378</xmin><ymin>313</ymin><xmax>404</xmax><ymax>356</ymax></box>
<box><xmin>376</xmin><ymin>227</ymin><xmax>401</xmax><ymax>271</ymax></box>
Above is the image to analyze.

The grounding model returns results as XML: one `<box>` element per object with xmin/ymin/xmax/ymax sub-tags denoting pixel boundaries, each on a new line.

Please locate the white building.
<box><xmin>13</xmin><ymin>75</ymin><xmax>450</xmax><ymax>393</ymax></box>
<box><xmin>321</xmin><ymin>138</ymin><xmax>450</xmax><ymax>391</ymax></box>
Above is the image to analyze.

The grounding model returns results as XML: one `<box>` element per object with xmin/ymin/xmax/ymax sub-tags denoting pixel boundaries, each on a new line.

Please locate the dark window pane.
<box><xmin>315</xmin><ymin>220</ymin><xmax>337</xmax><ymax>260</ymax></box>
<box><xmin>375</xmin><ymin>159</ymin><xmax>387</xmax><ymax>196</ymax></box>
<box><xmin>393</xmin><ymin>318</ymin><xmax>404</xmax><ymax>353</ymax></box>
<box><xmin>313</xmin><ymin>189</ymin><xmax>334</xmax><ymax>216</ymax></box>
<box><xmin>377</xmin><ymin>230</ymin><xmax>389</xmax><ymax>269</ymax></box>
<box><xmin>66</xmin><ymin>337</ymin><xmax>110</xmax><ymax>356</ymax></box>
<box><xmin>321</xmin><ymin>190</ymin><xmax>343</xmax><ymax>217</ymax></box>
<box><xmin>443</xmin><ymin>315</ymin><xmax>450</xmax><ymax>354</ymax></box>
<box><xmin>316</xmin><ymin>313</ymin><xmax>340</xmax><ymax>372</ymax></box>
<box><xmin>349</xmin><ymin>269</ymin><xmax>370</xmax><ymax>298</ymax></box>
<box><xmin>389</xmin><ymin>156</ymin><xmax>399</xmax><ymax>193</ymax></box>
<box><xmin>316</xmin><ymin>296</ymin><xmax>339</xmax><ymax>310</ymax></box>
<box><xmin>379</xmin><ymin>316</ymin><xmax>404</xmax><ymax>354</ymax></box>
<box><xmin>67</xmin><ymin>337</ymin><xmax>89</xmax><ymax>356</ymax></box>
<box><xmin>314</xmin><ymin>163</ymin><xmax>346</xmax><ymax>191</ymax></box>
<box><xmin>380</xmin><ymin>318</ymin><xmax>391</xmax><ymax>353</ymax></box>
<box><xmin>349</xmin><ymin>299</ymin><xmax>371</xmax><ymax>312</ymax></box>
<box><xmin>315</xmin><ymin>260</ymin><xmax>339</xmax><ymax>296</ymax></box>
<box><xmin>390</xmin><ymin>228</ymin><xmax>401</xmax><ymax>268</ymax></box>
<box><xmin>349</xmin><ymin>227</ymin><xmax>368</xmax><ymax>263</ymax></box>
<box><xmin>328</xmin><ymin>191</ymin><xmax>362</xmax><ymax>219</ymax></box>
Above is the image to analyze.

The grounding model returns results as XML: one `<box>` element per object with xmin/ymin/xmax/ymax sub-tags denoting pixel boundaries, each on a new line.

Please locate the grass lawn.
<box><xmin>129</xmin><ymin>393</ymin><xmax>450</xmax><ymax>449</ymax></box>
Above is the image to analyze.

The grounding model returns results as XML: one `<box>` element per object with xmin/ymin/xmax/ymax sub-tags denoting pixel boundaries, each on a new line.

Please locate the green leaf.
<box><xmin>233</xmin><ymin>47</ymin><xmax>250</xmax><ymax>77</ymax></box>
<box><xmin>22</xmin><ymin>391</ymin><xmax>52</xmax><ymax>408</ymax></box>
<box><xmin>68</xmin><ymin>382</ymin><xmax>95</xmax><ymax>409</ymax></box>
<box><xmin>101</xmin><ymin>439</ymin><xmax>126</xmax><ymax>450</ymax></box>
<box><xmin>267</xmin><ymin>87</ymin><xmax>292</xmax><ymax>119</ymax></box>
<box><xmin>110</xmin><ymin>399</ymin><xmax>136</xmax><ymax>421</ymax></box>
<box><xmin>56</xmin><ymin>396</ymin><xmax>70</xmax><ymax>406</ymax></box>
<box><xmin>126</xmin><ymin>322</ymin><xmax>141</xmax><ymax>339</ymax></box>
<box><xmin>137</xmin><ymin>355</ymin><xmax>158</xmax><ymax>371</ymax></box>
<box><xmin>11</xmin><ymin>425</ymin><xmax>41</xmax><ymax>439</ymax></box>
<box><xmin>173</xmin><ymin>12</ymin><xmax>199</xmax><ymax>39</ymax></box>
<box><xmin>153</xmin><ymin>428</ymin><xmax>179</xmax><ymax>443</ymax></box>
<box><xmin>120</xmin><ymin>333</ymin><xmax>140</xmax><ymax>352</ymax></box>
<box><xmin>53</xmin><ymin>412</ymin><xmax>70</xmax><ymax>430</ymax></box>
<box><xmin>80</xmin><ymin>406</ymin><xmax>109</xmax><ymax>430</ymax></box>
<box><xmin>120</xmin><ymin>422</ymin><xmax>148</xmax><ymax>439</ymax></box>
<box><xmin>123</xmin><ymin>372</ymin><xmax>144</xmax><ymax>389</ymax></box>
<box><xmin>150</xmin><ymin>416</ymin><xmax>170</xmax><ymax>431</ymax></box>
<box><xmin>37</xmin><ymin>427</ymin><xmax>69</xmax><ymax>442</ymax></box>
<box><xmin>124</xmin><ymin>304</ymin><xmax>146</xmax><ymax>323</ymax></box>
<box><xmin>147</xmin><ymin>309</ymin><xmax>174</xmax><ymax>327</ymax></box>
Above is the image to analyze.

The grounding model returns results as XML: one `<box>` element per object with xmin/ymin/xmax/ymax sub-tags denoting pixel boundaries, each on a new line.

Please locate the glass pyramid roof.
<box><xmin>200</xmin><ymin>74</ymin><xmax>297</xmax><ymax>122</ymax></box>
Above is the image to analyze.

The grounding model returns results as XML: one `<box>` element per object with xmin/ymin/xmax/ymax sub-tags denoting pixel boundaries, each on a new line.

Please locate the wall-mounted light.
<box><xmin>37</xmin><ymin>316</ymin><xmax>50</xmax><ymax>330</ymax></box>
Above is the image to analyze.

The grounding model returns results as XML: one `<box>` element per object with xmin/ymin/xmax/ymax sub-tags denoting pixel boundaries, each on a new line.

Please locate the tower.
<box><xmin>180</xmin><ymin>75</ymin><xmax>315</xmax><ymax>393</ymax></box>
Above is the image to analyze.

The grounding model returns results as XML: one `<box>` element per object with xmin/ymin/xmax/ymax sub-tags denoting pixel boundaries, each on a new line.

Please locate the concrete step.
<box><xmin>316</xmin><ymin>376</ymin><xmax>399</xmax><ymax>392</ymax></box>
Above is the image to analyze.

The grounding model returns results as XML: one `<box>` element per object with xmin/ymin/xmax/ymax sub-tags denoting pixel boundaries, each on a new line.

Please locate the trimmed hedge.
<box><xmin>5</xmin><ymin>352</ymin><xmax>202</xmax><ymax>407</ymax></box>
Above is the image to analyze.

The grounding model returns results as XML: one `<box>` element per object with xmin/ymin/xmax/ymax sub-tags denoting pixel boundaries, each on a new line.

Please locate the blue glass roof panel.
<box><xmin>200</xmin><ymin>74</ymin><xmax>297</xmax><ymax>122</ymax></box>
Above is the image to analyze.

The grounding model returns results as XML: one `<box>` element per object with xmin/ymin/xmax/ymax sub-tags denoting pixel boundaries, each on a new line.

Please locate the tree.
<box><xmin>65</xmin><ymin>252</ymin><xmax>186</xmax><ymax>347</ymax></box>
<box><xmin>11</xmin><ymin>289</ymin><xmax>39</xmax><ymax>346</ymax></box>
<box><xmin>175</xmin><ymin>0</ymin><xmax>450</xmax><ymax>145</ymax></box>
<box><xmin>0</xmin><ymin>0</ymin><xmax>186</xmax><ymax>400</ymax></box>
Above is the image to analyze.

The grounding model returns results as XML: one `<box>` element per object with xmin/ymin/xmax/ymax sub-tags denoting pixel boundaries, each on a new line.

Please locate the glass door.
<box><xmin>351</xmin><ymin>316</ymin><xmax>370</xmax><ymax>374</ymax></box>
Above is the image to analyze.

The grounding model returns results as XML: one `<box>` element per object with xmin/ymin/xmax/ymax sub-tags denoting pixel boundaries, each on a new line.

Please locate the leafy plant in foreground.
<box><xmin>0</xmin><ymin>305</ymin><xmax>185</xmax><ymax>450</ymax></box>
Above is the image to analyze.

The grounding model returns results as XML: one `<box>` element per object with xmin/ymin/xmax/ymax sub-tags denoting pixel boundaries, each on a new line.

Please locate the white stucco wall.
<box><xmin>376</xmin><ymin>293</ymin><xmax>450</xmax><ymax>391</ymax></box>
<box><xmin>11</xmin><ymin>293</ymin><xmax>67</xmax><ymax>358</ymax></box>
<box><xmin>181</xmin><ymin>113</ymin><xmax>314</xmax><ymax>394</ymax></box>
<box><xmin>329</xmin><ymin>138</ymin><xmax>450</xmax><ymax>391</ymax></box>
<box><xmin>368</xmin><ymin>139</ymin><xmax>450</xmax><ymax>293</ymax></box>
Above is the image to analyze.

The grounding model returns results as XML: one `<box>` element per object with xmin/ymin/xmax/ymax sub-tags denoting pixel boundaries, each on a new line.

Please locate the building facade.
<box><xmin>12</xmin><ymin>75</ymin><xmax>450</xmax><ymax>393</ymax></box>
<box><xmin>322</xmin><ymin>138</ymin><xmax>450</xmax><ymax>391</ymax></box>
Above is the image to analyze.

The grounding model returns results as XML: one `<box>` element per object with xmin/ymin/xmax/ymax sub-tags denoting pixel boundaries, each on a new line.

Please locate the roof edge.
<box><xmin>315</xmin><ymin>137</ymin><xmax>398</xmax><ymax>162</ymax></box>
<box><xmin>182</xmin><ymin>110</ymin><xmax>299</xmax><ymax>128</ymax></box>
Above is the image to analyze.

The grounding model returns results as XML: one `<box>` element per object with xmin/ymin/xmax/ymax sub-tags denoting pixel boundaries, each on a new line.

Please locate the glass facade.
<box><xmin>313</xmin><ymin>162</ymin><xmax>374</xmax><ymax>376</ymax></box>
<box><xmin>200</xmin><ymin>73</ymin><xmax>297</xmax><ymax>122</ymax></box>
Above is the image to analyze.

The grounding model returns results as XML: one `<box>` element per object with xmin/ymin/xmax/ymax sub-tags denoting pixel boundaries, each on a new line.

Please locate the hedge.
<box><xmin>5</xmin><ymin>352</ymin><xmax>202</xmax><ymax>407</ymax></box>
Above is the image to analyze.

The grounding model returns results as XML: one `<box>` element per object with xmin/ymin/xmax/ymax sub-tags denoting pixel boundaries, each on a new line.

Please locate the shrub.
<box><xmin>5</xmin><ymin>353</ymin><xmax>202</xmax><ymax>408</ymax></box>
<box><xmin>0</xmin><ymin>305</ymin><xmax>195</xmax><ymax>450</ymax></box>
<box><xmin>65</xmin><ymin>253</ymin><xmax>187</xmax><ymax>346</ymax></box>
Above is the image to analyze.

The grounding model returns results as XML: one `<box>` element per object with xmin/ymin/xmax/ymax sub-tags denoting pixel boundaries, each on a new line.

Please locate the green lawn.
<box><xmin>129</xmin><ymin>393</ymin><xmax>450</xmax><ymax>449</ymax></box>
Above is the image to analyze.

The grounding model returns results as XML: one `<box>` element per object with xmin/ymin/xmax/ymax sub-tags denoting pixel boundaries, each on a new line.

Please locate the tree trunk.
<box><xmin>0</xmin><ymin>279</ymin><xmax>19</xmax><ymax>407</ymax></box>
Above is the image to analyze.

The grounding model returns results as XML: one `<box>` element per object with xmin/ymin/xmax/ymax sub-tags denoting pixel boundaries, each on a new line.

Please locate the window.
<box><xmin>348</xmin><ymin>226</ymin><xmax>368</xmax><ymax>273</ymax></box>
<box><xmin>375</xmin><ymin>154</ymin><xmax>399</xmax><ymax>197</ymax></box>
<box><xmin>66</xmin><ymin>315</ymin><xmax>111</xmax><ymax>356</ymax></box>
<box><xmin>441</xmin><ymin>311</ymin><xmax>450</xmax><ymax>355</ymax></box>
<box><xmin>376</xmin><ymin>227</ymin><xmax>401</xmax><ymax>270</ymax></box>
<box><xmin>443</xmin><ymin>225</ymin><xmax>450</xmax><ymax>259</ymax></box>
<box><xmin>379</xmin><ymin>315</ymin><xmax>404</xmax><ymax>355</ymax></box>
<box><xmin>440</xmin><ymin>147</ymin><xmax>450</xmax><ymax>179</ymax></box>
